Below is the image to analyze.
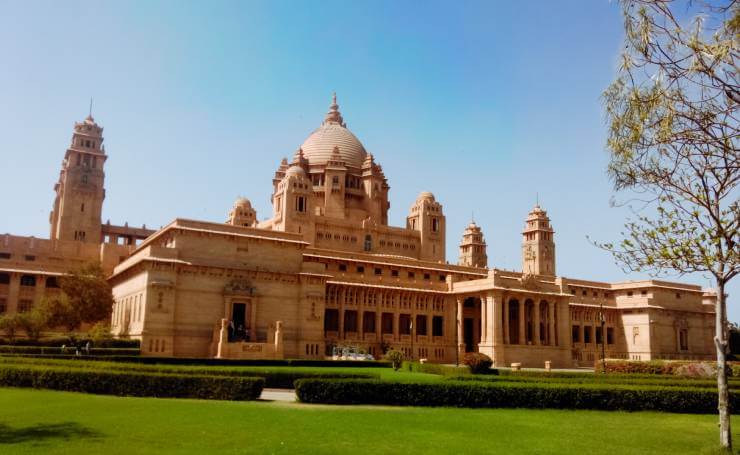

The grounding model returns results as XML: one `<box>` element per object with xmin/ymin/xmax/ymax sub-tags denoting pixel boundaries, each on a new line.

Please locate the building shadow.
<box><xmin>0</xmin><ymin>422</ymin><xmax>103</xmax><ymax>445</ymax></box>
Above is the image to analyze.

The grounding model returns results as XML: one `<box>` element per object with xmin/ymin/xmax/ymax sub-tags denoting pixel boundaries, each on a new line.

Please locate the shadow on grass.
<box><xmin>0</xmin><ymin>422</ymin><xmax>103</xmax><ymax>445</ymax></box>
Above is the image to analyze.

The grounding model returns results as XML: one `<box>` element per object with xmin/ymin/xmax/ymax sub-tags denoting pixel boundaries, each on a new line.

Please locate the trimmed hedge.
<box><xmin>0</xmin><ymin>356</ymin><xmax>380</xmax><ymax>388</ymax></box>
<box><xmin>595</xmin><ymin>360</ymin><xmax>721</xmax><ymax>375</ymax></box>
<box><xmin>295</xmin><ymin>378</ymin><xmax>734</xmax><ymax>413</ymax></box>
<box><xmin>0</xmin><ymin>364</ymin><xmax>263</xmax><ymax>400</ymax></box>
<box><xmin>0</xmin><ymin>346</ymin><xmax>140</xmax><ymax>356</ymax></box>
<box><xmin>0</xmin><ymin>354</ymin><xmax>388</xmax><ymax>368</ymax></box>
<box><xmin>0</xmin><ymin>337</ymin><xmax>140</xmax><ymax>348</ymax></box>
<box><xmin>451</xmin><ymin>374</ymin><xmax>740</xmax><ymax>390</ymax></box>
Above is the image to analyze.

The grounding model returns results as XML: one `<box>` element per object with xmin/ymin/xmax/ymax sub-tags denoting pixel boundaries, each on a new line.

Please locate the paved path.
<box><xmin>260</xmin><ymin>388</ymin><xmax>296</xmax><ymax>402</ymax></box>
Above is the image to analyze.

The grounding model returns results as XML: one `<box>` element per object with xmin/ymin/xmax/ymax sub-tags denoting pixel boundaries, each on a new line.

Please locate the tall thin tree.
<box><xmin>602</xmin><ymin>0</ymin><xmax>738</xmax><ymax>450</ymax></box>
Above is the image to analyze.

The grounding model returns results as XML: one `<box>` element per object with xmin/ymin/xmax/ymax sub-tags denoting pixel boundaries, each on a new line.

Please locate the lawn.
<box><xmin>0</xmin><ymin>387</ymin><xmax>737</xmax><ymax>454</ymax></box>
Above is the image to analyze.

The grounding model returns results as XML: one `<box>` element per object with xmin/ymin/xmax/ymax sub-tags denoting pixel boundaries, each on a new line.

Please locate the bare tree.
<box><xmin>602</xmin><ymin>0</ymin><xmax>738</xmax><ymax>450</ymax></box>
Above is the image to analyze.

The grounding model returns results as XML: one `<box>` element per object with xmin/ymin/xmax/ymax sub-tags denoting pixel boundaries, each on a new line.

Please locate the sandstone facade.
<box><xmin>1</xmin><ymin>97</ymin><xmax>716</xmax><ymax>367</ymax></box>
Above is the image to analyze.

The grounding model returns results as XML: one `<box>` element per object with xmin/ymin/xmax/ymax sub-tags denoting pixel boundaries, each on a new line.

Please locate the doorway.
<box><xmin>464</xmin><ymin>318</ymin><xmax>474</xmax><ymax>352</ymax></box>
<box><xmin>232</xmin><ymin>302</ymin><xmax>248</xmax><ymax>341</ymax></box>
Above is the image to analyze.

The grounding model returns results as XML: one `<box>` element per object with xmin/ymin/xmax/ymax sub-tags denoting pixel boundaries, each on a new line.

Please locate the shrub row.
<box><xmin>0</xmin><ymin>346</ymin><xmax>140</xmax><ymax>356</ymax></box>
<box><xmin>402</xmin><ymin>361</ymin><xmax>470</xmax><ymax>377</ymax></box>
<box><xmin>294</xmin><ymin>378</ymin><xmax>733</xmax><ymax>413</ymax></box>
<box><xmin>595</xmin><ymin>359</ymin><xmax>726</xmax><ymax>376</ymax></box>
<box><xmin>0</xmin><ymin>364</ymin><xmax>263</xmax><ymax>400</ymax></box>
<box><xmin>451</xmin><ymin>374</ymin><xmax>740</xmax><ymax>390</ymax></box>
<box><xmin>0</xmin><ymin>337</ymin><xmax>140</xmax><ymax>348</ymax></box>
<box><xmin>0</xmin><ymin>354</ymin><xmax>388</xmax><ymax>368</ymax></box>
<box><xmin>0</xmin><ymin>356</ymin><xmax>380</xmax><ymax>388</ymax></box>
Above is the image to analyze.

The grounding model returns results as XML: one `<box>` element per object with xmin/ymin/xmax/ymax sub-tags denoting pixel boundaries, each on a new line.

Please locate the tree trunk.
<box><xmin>715</xmin><ymin>280</ymin><xmax>731</xmax><ymax>451</ymax></box>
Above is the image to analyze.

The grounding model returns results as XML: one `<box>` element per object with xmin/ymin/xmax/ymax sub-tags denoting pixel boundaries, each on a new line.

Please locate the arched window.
<box><xmin>364</xmin><ymin>235</ymin><xmax>372</xmax><ymax>252</ymax></box>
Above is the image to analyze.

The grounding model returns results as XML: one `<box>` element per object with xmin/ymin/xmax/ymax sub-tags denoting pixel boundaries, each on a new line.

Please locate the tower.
<box><xmin>521</xmin><ymin>204</ymin><xmax>556</xmax><ymax>275</ymax></box>
<box><xmin>226</xmin><ymin>197</ymin><xmax>257</xmax><ymax>227</ymax></box>
<box><xmin>49</xmin><ymin>114</ymin><xmax>107</xmax><ymax>244</ymax></box>
<box><xmin>406</xmin><ymin>192</ymin><xmax>446</xmax><ymax>262</ymax></box>
<box><xmin>458</xmin><ymin>221</ymin><xmax>487</xmax><ymax>268</ymax></box>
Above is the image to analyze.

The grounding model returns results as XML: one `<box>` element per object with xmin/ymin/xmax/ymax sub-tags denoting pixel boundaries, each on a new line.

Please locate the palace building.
<box><xmin>1</xmin><ymin>96</ymin><xmax>717</xmax><ymax>367</ymax></box>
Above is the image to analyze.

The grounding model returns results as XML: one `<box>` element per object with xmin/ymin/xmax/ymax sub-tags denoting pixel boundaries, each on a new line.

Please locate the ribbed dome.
<box><xmin>300</xmin><ymin>94</ymin><xmax>367</xmax><ymax>168</ymax></box>
<box><xmin>301</xmin><ymin>123</ymin><xmax>366</xmax><ymax>168</ymax></box>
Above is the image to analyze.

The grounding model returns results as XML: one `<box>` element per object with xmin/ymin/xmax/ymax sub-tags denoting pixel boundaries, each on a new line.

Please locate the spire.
<box><xmin>86</xmin><ymin>98</ymin><xmax>94</xmax><ymax>122</ymax></box>
<box><xmin>324</xmin><ymin>92</ymin><xmax>345</xmax><ymax>126</ymax></box>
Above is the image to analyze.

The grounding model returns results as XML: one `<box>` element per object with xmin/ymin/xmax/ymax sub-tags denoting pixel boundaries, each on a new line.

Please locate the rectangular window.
<box><xmin>415</xmin><ymin>315</ymin><xmax>428</xmax><ymax>336</ymax></box>
<box><xmin>408</xmin><ymin>272</ymin><xmax>415</xmax><ymax>279</ymax></box>
<box><xmin>374</xmin><ymin>268</ymin><xmax>382</xmax><ymax>276</ymax></box>
<box><xmin>24</xmin><ymin>255</ymin><xmax>35</xmax><ymax>261</ymax></box>
<box><xmin>391</xmin><ymin>270</ymin><xmax>399</xmax><ymax>277</ymax></box>
<box><xmin>323</xmin><ymin>309</ymin><xmax>339</xmax><ymax>332</ymax></box>
<box><xmin>343</xmin><ymin>310</ymin><xmax>358</xmax><ymax>332</ymax></box>
<box><xmin>0</xmin><ymin>253</ymin><xmax>10</xmax><ymax>259</ymax></box>
<box><xmin>45</xmin><ymin>277</ymin><xmax>59</xmax><ymax>288</ymax></box>
<box><xmin>680</xmin><ymin>329</ymin><xmax>689</xmax><ymax>350</ymax></box>
<box><xmin>338</xmin><ymin>264</ymin><xmax>347</xmax><ymax>272</ymax></box>
<box><xmin>0</xmin><ymin>298</ymin><xmax>6</xmax><ymax>314</ymax></box>
<box><xmin>399</xmin><ymin>314</ymin><xmax>411</xmax><ymax>335</ymax></box>
<box><xmin>572</xmin><ymin>325</ymin><xmax>580</xmax><ymax>343</ymax></box>
<box><xmin>423</xmin><ymin>273</ymin><xmax>430</xmax><ymax>280</ymax></box>
<box><xmin>20</xmin><ymin>275</ymin><xmax>36</xmax><ymax>287</ymax></box>
<box><xmin>362</xmin><ymin>311</ymin><xmax>375</xmax><ymax>333</ymax></box>
<box><xmin>607</xmin><ymin>327</ymin><xmax>614</xmax><ymax>344</ymax></box>
<box><xmin>381</xmin><ymin>313</ymin><xmax>393</xmax><ymax>334</ymax></box>
<box><xmin>432</xmin><ymin>316</ymin><xmax>444</xmax><ymax>336</ymax></box>
<box><xmin>439</xmin><ymin>274</ymin><xmax>446</xmax><ymax>282</ymax></box>
<box><xmin>584</xmin><ymin>326</ymin><xmax>592</xmax><ymax>344</ymax></box>
<box><xmin>595</xmin><ymin>327</ymin><xmax>603</xmax><ymax>344</ymax></box>
<box><xmin>356</xmin><ymin>266</ymin><xmax>364</xmax><ymax>273</ymax></box>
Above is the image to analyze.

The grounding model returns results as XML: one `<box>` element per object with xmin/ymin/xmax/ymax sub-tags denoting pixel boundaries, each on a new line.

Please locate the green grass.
<box><xmin>0</xmin><ymin>356</ymin><xmax>442</xmax><ymax>384</ymax></box>
<box><xmin>0</xmin><ymin>387</ymin><xmax>737</xmax><ymax>454</ymax></box>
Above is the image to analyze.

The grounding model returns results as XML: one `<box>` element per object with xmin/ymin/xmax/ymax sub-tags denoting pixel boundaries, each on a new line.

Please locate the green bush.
<box><xmin>0</xmin><ymin>356</ymin><xmax>380</xmax><ymax>388</ymax></box>
<box><xmin>0</xmin><ymin>346</ymin><xmax>139</xmax><ymax>356</ymax></box>
<box><xmin>463</xmin><ymin>352</ymin><xmax>493</xmax><ymax>374</ymax></box>
<box><xmin>294</xmin><ymin>378</ymin><xmax>734</xmax><ymax>413</ymax></box>
<box><xmin>595</xmin><ymin>359</ymin><xmax>722</xmax><ymax>376</ymax></box>
<box><xmin>384</xmin><ymin>350</ymin><xmax>404</xmax><ymax>371</ymax></box>
<box><xmin>0</xmin><ymin>364</ymin><xmax>263</xmax><ymax>400</ymax></box>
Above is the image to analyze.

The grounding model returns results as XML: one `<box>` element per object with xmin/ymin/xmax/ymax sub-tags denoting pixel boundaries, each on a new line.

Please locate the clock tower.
<box><xmin>49</xmin><ymin>114</ymin><xmax>107</xmax><ymax>244</ymax></box>
<box><xmin>521</xmin><ymin>204</ymin><xmax>556</xmax><ymax>276</ymax></box>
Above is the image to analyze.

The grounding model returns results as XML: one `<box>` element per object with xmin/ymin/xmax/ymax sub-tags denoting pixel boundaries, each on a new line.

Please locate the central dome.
<box><xmin>300</xmin><ymin>94</ymin><xmax>367</xmax><ymax>169</ymax></box>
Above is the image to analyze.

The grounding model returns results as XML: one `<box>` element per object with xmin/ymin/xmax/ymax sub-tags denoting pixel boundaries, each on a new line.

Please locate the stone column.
<box><xmin>393</xmin><ymin>312</ymin><xmax>399</xmax><ymax>342</ymax></box>
<box><xmin>519</xmin><ymin>301</ymin><xmax>526</xmax><ymax>345</ymax></box>
<box><xmin>359</xmin><ymin>310</ymin><xmax>364</xmax><ymax>339</ymax></box>
<box><xmin>480</xmin><ymin>295</ymin><xmax>487</xmax><ymax>344</ymax></box>
<box><xmin>548</xmin><ymin>302</ymin><xmax>555</xmax><ymax>346</ymax></box>
<box><xmin>503</xmin><ymin>298</ymin><xmax>510</xmax><ymax>344</ymax></box>
<box><xmin>8</xmin><ymin>273</ymin><xmax>20</xmax><ymax>314</ymax></box>
<box><xmin>456</xmin><ymin>297</ymin><xmax>464</xmax><ymax>356</ymax></box>
<box><xmin>338</xmin><ymin>309</ymin><xmax>344</xmax><ymax>338</ymax></box>
<box><xmin>579</xmin><ymin>324</ymin><xmax>585</xmax><ymax>346</ymax></box>
<box><xmin>493</xmin><ymin>295</ymin><xmax>503</xmax><ymax>345</ymax></box>
<box><xmin>375</xmin><ymin>310</ymin><xmax>381</xmax><ymax>341</ymax></box>
<box><xmin>533</xmin><ymin>300</ymin><xmax>541</xmax><ymax>345</ymax></box>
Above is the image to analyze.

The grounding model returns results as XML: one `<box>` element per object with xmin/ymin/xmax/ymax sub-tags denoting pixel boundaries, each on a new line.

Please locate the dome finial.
<box><xmin>324</xmin><ymin>92</ymin><xmax>344</xmax><ymax>126</ymax></box>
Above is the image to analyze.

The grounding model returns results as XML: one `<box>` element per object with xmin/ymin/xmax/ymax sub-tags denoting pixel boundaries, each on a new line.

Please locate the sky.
<box><xmin>0</xmin><ymin>0</ymin><xmax>736</xmax><ymax>321</ymax></box>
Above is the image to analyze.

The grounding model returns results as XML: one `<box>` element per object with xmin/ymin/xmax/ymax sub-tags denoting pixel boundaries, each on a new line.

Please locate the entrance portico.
<box><xmin>452</xmin><ymin>269</ymin><xmax>573</xmax><ymax>368</ymax></box>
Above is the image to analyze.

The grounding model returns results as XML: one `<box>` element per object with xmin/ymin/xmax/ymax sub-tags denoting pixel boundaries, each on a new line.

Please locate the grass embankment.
<box><xmin>0</xmin><ymin>387</ymin><xmax>737</xmax><ymax>455</ymax></box>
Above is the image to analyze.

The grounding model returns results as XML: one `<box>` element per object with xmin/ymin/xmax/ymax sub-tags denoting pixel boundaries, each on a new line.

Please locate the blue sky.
<box><xmin>1</xmin><ymin>0</ymin><xmax>735</xmax><ymax>320</ymax></box>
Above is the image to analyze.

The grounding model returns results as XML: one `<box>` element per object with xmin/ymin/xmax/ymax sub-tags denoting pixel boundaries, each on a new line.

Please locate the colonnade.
<box><xmin>455</xmin><ymin>294</ymin><xmax>562</xmax><ymax>353</ymax></box>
